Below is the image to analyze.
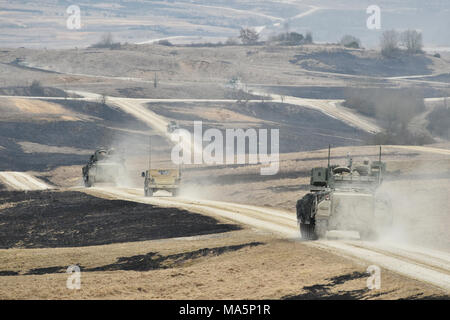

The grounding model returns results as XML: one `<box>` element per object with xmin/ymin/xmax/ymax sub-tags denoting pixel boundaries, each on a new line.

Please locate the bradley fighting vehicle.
<box><xmin>82</xmin><ymin>148</ymin><xmax>125</xmax><ymax>187</ymax></box>
<box><xmin>296</xmin><ymin>146</ymin><xmax>392</xmax><ymax>240</ymax></box>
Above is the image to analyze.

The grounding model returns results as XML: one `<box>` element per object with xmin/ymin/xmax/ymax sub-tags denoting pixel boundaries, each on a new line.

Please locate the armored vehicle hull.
<box><xmin>296</xmin><ymin>147</ymin><xmax>391</xmax><ymax>240</ymax></box>
<box><xmin>83</xmin><ymin>149</ymin><xmax>125</xmax><ymax>187</ymax></box>
<box><xmin>142</xmin><ymin>169</ymin><xmax>181</xmax><ymax>197</ymax></box>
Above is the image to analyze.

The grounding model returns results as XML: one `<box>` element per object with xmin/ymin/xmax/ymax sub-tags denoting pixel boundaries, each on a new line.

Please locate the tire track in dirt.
<box><xmin>82</xmin><ymin>186</ymin><xmax>450</xmax><ymax>293</ymax></box>
<box><xmin>312</xmin><ymin>241</ymin><xmax>450</xmax><ymax>292</ymax></box>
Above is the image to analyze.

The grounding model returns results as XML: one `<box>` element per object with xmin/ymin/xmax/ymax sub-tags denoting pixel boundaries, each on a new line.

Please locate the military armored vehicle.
<box><xmin>296</xmin><ymin>146</ymin><xmax>392</xmax><ymax>240</ymax></box>
<box><xmin>82</xmin><ymin>148</ymin><xmax>125</xmax><ymax>187</ymax></box>
<box><xmin>141</xmin><ymin>168</ymin><xmax>181</xmax><ymax>196</ymax></box>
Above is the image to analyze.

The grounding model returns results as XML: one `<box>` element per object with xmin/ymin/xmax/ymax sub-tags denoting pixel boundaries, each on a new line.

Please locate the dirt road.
<box><xmin>3</xmin><ymin>73</ymin><xmax>442</xmax><ymax>136</ymax></box>
<box><xmin>248</xmin><ymin>89</ymin><xmax>382</xmax><ymax>133</ymax></box>
<box><xmin>105</xmin><ymin>96</ymin><xmax>204</xmax><ymax>156</ymax></box>
<box><xmin>0</xmin><ymin>172</ymin><xmax>50</xmax><ymax>190</ymax></box>
<box><xmin>9</xmin><ymin>57</ymin><xmax>449</xmax><ymax>134</ymax></box>
<box><xmin>83</xmin><ymin>186</ymin><xmax>450</xmax><ymax>293</ymax></box>
<box><xmin>282</xmin><ymin>96</ymin><xmax>382</xmax><ymax>133</ymax></box>
<box><xmin>65</xmin><ymin>90</ymin><xmax>383</xmax><ymax>134</ymax></box>
<box><xmin>6</xmin><ymin>91</ymin><xmax>435</xmax><ymax>136</ymax></box>
<box><xmin>1</xmin><ymin>170</ymin><xmax>448</xmax><ymax>294</ymax></box>
<box><xmin>1</xmin><ymin>80</ymin><xmax>449</xmax><ymax>294</ymax></box>
<box><xmin>104</xmin><ymin>93</ymin><xmax>448</xmax><ymax>136</ymax></box>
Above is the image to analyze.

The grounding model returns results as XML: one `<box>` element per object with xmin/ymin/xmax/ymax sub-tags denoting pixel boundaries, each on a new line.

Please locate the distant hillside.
<box><xmin>290</xmin><ymin>48</ymin><xmax>435</xmax><ymax>77</ymax></box>
<box><xmin>0</xmin><ymin>0</ymin><xmax>449</xmax><ymax>49</ymax></box>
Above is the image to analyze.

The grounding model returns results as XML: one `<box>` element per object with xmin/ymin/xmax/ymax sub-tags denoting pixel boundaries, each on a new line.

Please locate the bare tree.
<box><xmin>102</xmin><ymin>32</ymin><xmax>113</xmax><ymax>46</ymax></box>
<box><xmin>401</xmin><ymin>30</ymin><xmax>423</xmax><ymax>53</ymax></box>
<box><xmin>380</xmin><ymin>30</ymin><xmax>400</xmax><ymax>57</ymax></box>
<box><xmin>92</xmin><ymin>32</ymin><xmax>121</xmax><ymax>49</ymax></box>
<box><xmin>239</xmin><ymin>28</ymin><xmax>259</xmax><ymax>45</ymax></box>
<box><xmin>304</xmin><ymin>32</ymin><xmax>313</xmax><ymax>44</ymax></box>
<box><xmin>225</xmin><ymin>37</ymin><xmax>238</xmax><ymax>45</ymax></box>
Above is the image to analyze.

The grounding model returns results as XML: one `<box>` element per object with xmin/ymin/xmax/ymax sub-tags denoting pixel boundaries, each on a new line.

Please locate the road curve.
<box><xmin>283</xmin><ymin>96</ymin><xmax>383</xmax><ymax>133</ymax></box>
<box><xmin>83</xmin><ymin>186</ymin><xmax>450</xmax><ymax>293</ymax></box>
<box><xmin>250</xmin><ymin>90</ymin><xmax>383</xmax><ymax>133</ymax></box>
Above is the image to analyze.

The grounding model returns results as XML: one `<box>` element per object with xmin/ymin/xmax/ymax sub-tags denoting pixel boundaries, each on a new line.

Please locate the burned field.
<box><xmin>0</xmin><ymin>190</ymin><xmax>240</xmax><ymax>249</ymax></box>
<box><xmin>146</xmin><ymin>101</ymin><xmax>367</xmax><ymax>153</ymax></box>
<box><xmin>0</xmin><ymin>98</ymin><xmax>166</xmax><ymax>172</ymax></box>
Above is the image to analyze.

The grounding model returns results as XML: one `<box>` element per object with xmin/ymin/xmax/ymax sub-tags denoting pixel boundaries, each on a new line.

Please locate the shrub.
<box><xmin>91</xmin><ymin>32</ymin><xmax>121</xmax><ymax>49</ymax></box>
<box><xmin>369</xmin><ymin>130</ymin><xmax>434</xmax><ymax>145</ymax></box>
<box><xmin>30</xmin><ymin>80</ymin><xmax>44</xmax><ymax>96</ymax></box>
<box><xmin>344</xmin><ymin>87</ymin><xmax>430</xmax><ymax>145</ymax></box>
<box><xmin>225</xmin><ymin>37</ymin><xmax>239</xmax><ymax>45</ymax></box>
<box><xmin>344</xmin><ymin>88</ymin><xmax>425</xmax><ymax>127</ymax></box>
<box><xmin>269</xmin><ymin>32</ymin><xmax>304</xmax><ymax>45</ymax></box>
<box><xmin>239</xmin><ymin>28</ymin><xmax>259</xmax><ymax>45</ymax></box>
<box><xmin>157</xmin><ymin>40</ymin><xmax>173</xmax><ymax>46</ymax></box>
<box><xmin>340</xmin><ymin>35</ymin><xmax>361</xmax><ymax>48</ymax></box>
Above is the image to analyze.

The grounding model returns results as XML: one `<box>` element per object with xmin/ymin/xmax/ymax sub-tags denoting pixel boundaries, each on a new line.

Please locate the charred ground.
<box><xmin>0</xmin><ymin>190</ymin><xmax>240</xmax><ymax>249</ymax></box>
<box><xmin>0</xmin><ymin>99</ymin><xmax>168</xmax><ymax>171</ymax></box>
<box><xmin>146</xmin><ymin>101</ymin><xmax>367</xmax><ymax>153</ymax></box>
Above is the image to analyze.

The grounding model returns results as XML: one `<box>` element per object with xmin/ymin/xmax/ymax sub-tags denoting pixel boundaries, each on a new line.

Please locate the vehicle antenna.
<box><xmin>149</xmin><ymin>134</ymin><xmax>152</xmax><ymax>170</ymax></box>
<box><xmin>327</xmin><ymin>144</ymin><xmax>331</xmax><ymax>169</ymax></box>
<box><xmin>378</xmin><ymin>145</ymin><xmax>382</xmax><ymax>184</ymax></box>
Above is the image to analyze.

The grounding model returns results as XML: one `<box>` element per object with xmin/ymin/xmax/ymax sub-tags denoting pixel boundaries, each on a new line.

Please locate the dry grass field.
<box><xmin>1</xmin><ymin>229</ymin><xmax>446</xmax><ymax>300</ymax></box>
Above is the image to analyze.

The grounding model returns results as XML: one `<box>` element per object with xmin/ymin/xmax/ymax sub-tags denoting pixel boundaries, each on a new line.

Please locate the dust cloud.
<box><xmin>107</xmin><ymin>132</ymin><xmax>175</xmax><ymax>188</ymax></box>
<box><xmin>376</xmin><ymin>162</ymin><xmax>450</xmax><ymax>252</ymax></box>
